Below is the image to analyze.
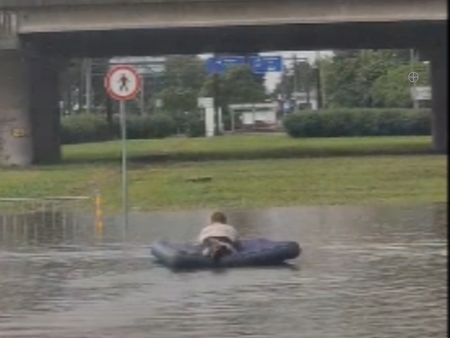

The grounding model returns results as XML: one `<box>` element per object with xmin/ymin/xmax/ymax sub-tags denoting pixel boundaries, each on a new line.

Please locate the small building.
<box><xmin>292</xmin><ymin>90</ymin><xmax>319</xmax><ymax>110</ymax></box>
<box><xmin>229</xmin><ymin>103</ymin><xmax>279</xmax><ymax>131</ymax></box>
<box><xmin>410</xmin><ymin>86</ymin><xmax>432</xmax><ymax>108</ymax></box>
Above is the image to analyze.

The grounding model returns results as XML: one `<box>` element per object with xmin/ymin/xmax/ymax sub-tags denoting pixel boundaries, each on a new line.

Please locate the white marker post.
<box><xmin>105</xmin><ymin>66</ymin><xmax>142</xmax><ymax>232</ymax></box>
<box><xmin>198</xmin><ymin>97</ymin><xmax>215</xmax><ymax>137</ymax></box>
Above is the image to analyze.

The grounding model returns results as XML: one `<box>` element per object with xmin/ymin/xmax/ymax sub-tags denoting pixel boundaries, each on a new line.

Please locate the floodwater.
<box><xmin>0</xmin><ymin>204</ymin><xmax>447</xmax><ymax>338</ymax></box>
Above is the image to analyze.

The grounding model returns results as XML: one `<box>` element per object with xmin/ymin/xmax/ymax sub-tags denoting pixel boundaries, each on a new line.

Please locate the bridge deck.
<box><xmin>1</xmin><ymin>0</ymin><xmax>220</xmax><ymax>9</ymax></box>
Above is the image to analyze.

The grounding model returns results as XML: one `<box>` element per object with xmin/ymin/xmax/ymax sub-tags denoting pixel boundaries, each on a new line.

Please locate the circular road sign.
<box><xmin>105</xmin><ymin>66</ymin><xmax>142</xmax><ymax>101</ymax></box>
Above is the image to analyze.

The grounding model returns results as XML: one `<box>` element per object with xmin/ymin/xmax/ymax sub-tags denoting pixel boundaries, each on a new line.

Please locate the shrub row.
<box><xmin>283</xmin><ymin>109</ymin><xmax>431</xmax><ymax>138</ymax></box>
<box><xmin>61</xmin><ymin>113</ymin><xmax>205</xmax><ymax>144</ymax></box>
<box><xmin>61</xmin><ymin>109</ymin><xmax>431</xmax><ymax>144</ymax></box>
<box><xmin>61</xmin><ymin>114</ymin><xmax>111</xmax><ymax>145</ymax></box>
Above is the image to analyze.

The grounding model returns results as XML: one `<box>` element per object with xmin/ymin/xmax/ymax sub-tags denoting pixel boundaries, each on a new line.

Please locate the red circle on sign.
<box><xmin>105</xmin><ymin>65</ymin><xmax>142</xmax><ymax>101</ymax></box>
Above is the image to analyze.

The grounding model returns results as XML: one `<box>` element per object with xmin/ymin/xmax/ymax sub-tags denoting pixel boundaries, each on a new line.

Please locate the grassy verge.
<box><xmin>0</xmin><ymin>136</ymin><xmax>446</xmax><ymax>211</ymax></box>
<box><xmin>62</xmin><ymin>135</ymin><xmax>434</xmax><ymax>164</ymax></box>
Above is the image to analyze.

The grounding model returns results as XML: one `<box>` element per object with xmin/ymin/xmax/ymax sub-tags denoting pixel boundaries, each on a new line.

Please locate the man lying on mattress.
<box><xmin>197</xmin><ymin>211</ymin><xmax>239</xmax><ymax>262</ymax></box>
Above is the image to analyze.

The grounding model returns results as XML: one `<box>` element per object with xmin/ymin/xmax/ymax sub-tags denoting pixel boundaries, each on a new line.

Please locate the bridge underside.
<box><xmin>23</xmin><ymin>21</ymin><xmax>446</xmax><ymax>56</ymax></box>
<box><xmin>0</xmin><ymin>20</ymin><xmax>447</xmax><ymax>165</ymax></box>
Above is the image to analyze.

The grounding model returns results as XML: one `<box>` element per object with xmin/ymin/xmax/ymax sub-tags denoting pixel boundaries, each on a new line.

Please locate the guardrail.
<box><xmin>0</xmin><ymin>195</ymin><xmax>104</xmax><ymax>248</ymax></box>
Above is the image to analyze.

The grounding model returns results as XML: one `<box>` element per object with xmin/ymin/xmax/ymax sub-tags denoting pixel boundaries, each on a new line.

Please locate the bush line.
<box><xmin>60</xmin><ymin>108</ymin><xmax>431</xmax><ymax>144</ymax></box>
<box><xmin>283</xmin><ymin>108</ymin><xmax>431</xmax><ymax>138</ymax></box>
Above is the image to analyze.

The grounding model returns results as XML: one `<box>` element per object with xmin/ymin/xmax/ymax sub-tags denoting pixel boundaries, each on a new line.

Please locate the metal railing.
<box><xmin>0</xmin><ymin>195</ymin><xmax>104</xmax><ymax>248</ymax></box>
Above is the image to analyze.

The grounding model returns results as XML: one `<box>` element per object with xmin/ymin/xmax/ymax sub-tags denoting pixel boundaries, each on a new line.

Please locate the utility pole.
<box><xmin>292</xmin><ymin>54</ymin><xmax>298</xmax><ymax>96</ymax></box>
<box><xmin>291</xmin><ymin>54</ymin><xmax>298</xmax><ymax>112</ymax></box>
<box><xmin>306</xmin><ymin>61</ymin><xmax>311</xmax><ymax>108</ymax></box>
<box><xmin>85</xmin><ymin>58</ymin><xmax>92</xmax><ymax>114</ymax></box>
<box><xmin>315</xmin><ymin>51</ymin><xmax>322</xmax><ymax>109</ymax></box>
<box><xmin>410</xmin><ymin>49</ymin><xmax>418</xmax><ymax>109</ymax></box>
<box><xmin>139</xmin><ymin>76</ymin><xmax>145</xmax><ymax>115</ymax></box>
<box><xmin>212</xmin><ymin>53</ymin><xmax>220</xmax><ymax>135</ymax></box>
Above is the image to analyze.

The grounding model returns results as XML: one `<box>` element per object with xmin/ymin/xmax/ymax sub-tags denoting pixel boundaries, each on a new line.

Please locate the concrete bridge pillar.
<box><xmin>29</xmin><ymin>53</ymin><xmax>62</xmax><ymax>164</ymax></box>
<box><xmin>0</xmin><ymin>50</ymin><xmax>33</xmax><ymax>166</ymax></box>
<box><xmin>430</xmin><ymin>45</ymin><xmax>447</xmax><ymax>154</ymax></box>
<box><xmin>0</xmin><ymin>48</ymin><xmax>61</xmax><ymax>166</ymax></box>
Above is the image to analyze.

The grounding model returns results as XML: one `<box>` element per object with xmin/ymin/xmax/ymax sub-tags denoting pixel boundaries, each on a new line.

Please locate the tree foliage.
<box><xmin>321</xmin><ymin>50</ymin><xmax>429</xmax><ymax>108</ymax></box>
<box><xmin>200</xmin><ymin>65</ymin><xmax>267</xmax><ymax>106</ymax></box>
<box><xmin>273</xmin><ymin>60</ymin><xmax>317</xmax><ymax>99</ymax></box>
<box><xmin>372</xmin><ymin>63</ymin><xmax>429</xmax><ymax>108</ymax></box>
<box><xmin>160</xmin><ymin>55</ymin><xmax>206</xmax><ymax>93</ymax></box>
<box><xmin>151</xmin><ymin>56</ymin><xmax>206</xmax><ymax>113</ymax></box>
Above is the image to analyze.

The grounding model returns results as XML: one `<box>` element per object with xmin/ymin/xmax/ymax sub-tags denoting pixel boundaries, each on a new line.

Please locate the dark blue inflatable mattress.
<box><xmin>151</xmin><ymin>239</ymin><xmax>301</xmax><ymax>269</ymax></box>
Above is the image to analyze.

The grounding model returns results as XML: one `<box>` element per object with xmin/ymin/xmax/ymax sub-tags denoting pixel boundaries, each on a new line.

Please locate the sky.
<box><xmin>199</xmin><ymin>50</ymin><xmax>334</xmax><ymax>91</ymax></box>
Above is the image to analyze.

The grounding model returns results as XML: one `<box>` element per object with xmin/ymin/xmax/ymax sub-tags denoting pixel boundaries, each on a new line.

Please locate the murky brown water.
<box><xmin>0</xmin><ymin>205</ymin><xmax>447</xmax><ymax>338</ymax></box>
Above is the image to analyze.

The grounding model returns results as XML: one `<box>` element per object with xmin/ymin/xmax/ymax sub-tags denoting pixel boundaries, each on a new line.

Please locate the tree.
<box><xmin>155</xmin><ymin>87</ymin><xmax>198</xmax><ymax>112</ymax></box>
<box><xmin>372</xmin><ymin>63</ymin><xmax>429</xmax><ymax>108</ymax></box>
<box><xmin>272</xmin><ymin>60</ymin><xmax>317</xmax><ymax>100</ymax></box>
<box><xmin>152</xmin><ymin>55</ymin><xmax>207</xmax><ymax>113</ymax></box>
<box><xmin>161</xmin><ymin>55</ymin><xmax>207</xmax><ymax>93</ymax></box>
<box><xmin>321</xmin><ymin>50</ymin><xmax>416</xmax><ymax>108</ymax></box>
<box><xmin>200</xmin><ymin>65</ymin><xmax>267</xmax><ymax>107</ymax></box>
<box><xmin>90</xmin><ymin>58</ymin><xmax>111</xmax><ymax>111</ymax></box>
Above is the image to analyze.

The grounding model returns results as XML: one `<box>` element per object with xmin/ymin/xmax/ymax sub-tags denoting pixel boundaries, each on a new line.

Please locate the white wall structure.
<box><xmin>292</xmin><ymin>90</ymin><xmax>318</xmax><ymax>110</ymax></box>
<box><xmin>198</xmin><ymin>97</ymin><xmax>215</xmax><ymax>137</ymax></box>
<box><xmin>205</xmin><ymin>107</ymin><xmax>215</xmax><ymax>137</ymax></box>
<box><xmin>410</xmin><ymin>86</ymin><xmax>431</xmax><ymax>101</ymax></box>
<box><xmin>242</xmin><ymin>110</ymin><xmax>277</xmax><ymax>125</ymax></box>
<box><xmin>218</xmin><ymin>107</ymin><xmax>224</xmax><ymax>133</ymax></box>
<box><xmin>229</xmin><ymin>103</ymin><xmax>278</xmax><ymax>129</ymax></box>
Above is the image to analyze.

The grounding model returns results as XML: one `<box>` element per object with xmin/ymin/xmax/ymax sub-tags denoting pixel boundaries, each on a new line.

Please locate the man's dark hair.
<box><xmin>211</xmin><ymin>211</ymin><xmax>227</xmax><ymax>224</ymax></box>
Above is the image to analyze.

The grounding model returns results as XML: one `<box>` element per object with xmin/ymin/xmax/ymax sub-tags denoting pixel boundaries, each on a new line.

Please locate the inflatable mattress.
<box><xmin>151</xmin><ymin>239</ymin><xmax>301</xmax><ymax>269</ymax></box>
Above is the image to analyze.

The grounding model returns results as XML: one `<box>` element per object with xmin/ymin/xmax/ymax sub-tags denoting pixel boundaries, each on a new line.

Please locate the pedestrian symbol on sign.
<box><xmin>105</xmin><ymin>66</ymin><xmax>141</xmax><ymax>101</ymax></box>
<box><xmin>119</xmin><ymin>74</ymin><xmax>130</xmax><ymax>91</ymax></box>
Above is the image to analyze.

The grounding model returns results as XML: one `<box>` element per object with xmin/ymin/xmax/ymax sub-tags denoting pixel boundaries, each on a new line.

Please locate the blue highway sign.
<box><xmin>249</xmin><ymin>56</ymin><xmax>283</xmax><ymax>74</ymax></box>
<box><xmin>207</xmin><ymin>56</ymin><xmax>246</xmax><ymax>74</ymax></box>
<box><xmin>206</xmin><ymin>55</ymin><xmax>283</xmax><ymax>75</ymax></box>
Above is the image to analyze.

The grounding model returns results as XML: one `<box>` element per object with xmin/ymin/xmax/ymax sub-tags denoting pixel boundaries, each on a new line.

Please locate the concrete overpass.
<box><xmin>0</xmin><ymin>0</ymin><xmax>447</xmax><ymax>165</ymax></box>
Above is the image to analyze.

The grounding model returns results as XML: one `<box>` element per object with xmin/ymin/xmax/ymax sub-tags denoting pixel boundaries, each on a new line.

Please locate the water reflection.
<box><xmin>0</xmin><ymin>204</ymin><xmax>447</xmax><ymax>338</ymax></box>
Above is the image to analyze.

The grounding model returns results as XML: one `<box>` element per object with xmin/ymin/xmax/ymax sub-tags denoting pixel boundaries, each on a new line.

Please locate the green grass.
<box><xmin>0</xmin><ymin>135</ymin><xmax>446</xmax><ymax>211</ymax></box>
<box><xmin>62</xmin><ymin>135</ymin><xmax>434</xmax><ymax>164</ymax></box>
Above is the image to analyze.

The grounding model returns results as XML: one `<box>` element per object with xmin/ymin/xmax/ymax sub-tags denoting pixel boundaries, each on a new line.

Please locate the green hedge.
<box><xmin>61</xmin><ymin>114</ymin><xmax>111</xmax><ymax>145</ymax></box>
<box><xmin>121</xmin><ymin>114</ymin><xmax>177</xmax><ymax>139</ymax></box>
<box><xmin>283</xmin><ymin>109</ymin><xmax>431</xmax><ymax>138</ymax></box>
<box><xmin>61</xmin><ymin>113</ymin><xmax>205</xmax><ymax>144</ymax></box>
<box><xmin>186</xmin><ymin>118</ymin><xmax>206</xmax><ymax>138</ymax></box>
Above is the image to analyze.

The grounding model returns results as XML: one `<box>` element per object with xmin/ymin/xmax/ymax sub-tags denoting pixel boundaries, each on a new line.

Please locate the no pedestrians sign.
<box><xmin>103</xmin><ymin>65</ymin><xmax>142</xmax><ymax>230</ymax></box>
<box><xmin>105</xmin><ymin>66</ymin><xmax>142</xmax><ymax>101</ymax></box>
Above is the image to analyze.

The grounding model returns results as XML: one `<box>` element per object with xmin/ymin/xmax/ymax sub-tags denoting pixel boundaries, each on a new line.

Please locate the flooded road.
<box><xmin>0</xmin><ymin>205</ymin><xmax>447</xmax><ymax>338</ymax></box>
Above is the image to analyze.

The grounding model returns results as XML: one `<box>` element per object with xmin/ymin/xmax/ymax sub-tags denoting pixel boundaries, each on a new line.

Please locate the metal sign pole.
<box><xmin>105</xmin><ymin>65</ymin><xmax>141</xmax><ymax>241</ymax></box>
<box><xmin>120</xmin><ymin>100</ymin><xmax>128</xmax><ymax>231</ymax></box>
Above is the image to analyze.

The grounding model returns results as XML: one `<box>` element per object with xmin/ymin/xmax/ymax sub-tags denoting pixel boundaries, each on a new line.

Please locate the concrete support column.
<box><xmin>0</xmin><ymin>47</ymin><xmax>62</xmax><ymax>166</ymax></box>
<box><xmin>0</xmin><ymin>50</ymin><xmax>33</xmax><ymax>166</ymax></box>
<box><xmin>29</xmin><ymin>53</ymin><xmax>61</xmax><ymax>164</ymax></box>
<box><xmin>430</xmin><ymin>46</ymin><xmax>448</xmax><ymax>154</ymax></box>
